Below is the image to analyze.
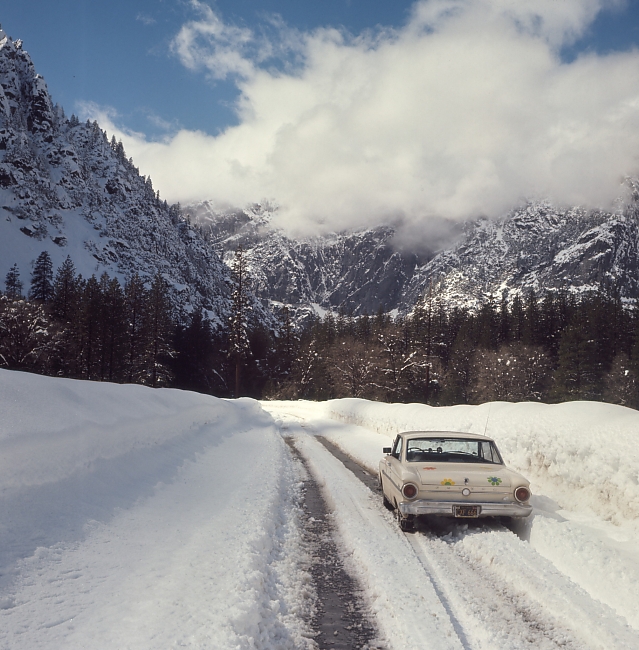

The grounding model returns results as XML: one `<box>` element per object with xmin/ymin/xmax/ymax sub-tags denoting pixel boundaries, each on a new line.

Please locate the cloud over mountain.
<box><xmin>84</xmin><ymin>0</ymin><xmax>639</xmax><ymax>240</ymax></box>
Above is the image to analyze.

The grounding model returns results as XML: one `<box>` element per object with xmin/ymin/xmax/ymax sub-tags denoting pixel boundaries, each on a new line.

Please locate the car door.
<box><xmin>381</xmin><ymin>435</ymin><xmax>398</xmax><ymax>498</ymax></box>
<box><xmin>386</xmin><ymin>435</ymin><xmax>404</xmax><ymax>504</ymax></box>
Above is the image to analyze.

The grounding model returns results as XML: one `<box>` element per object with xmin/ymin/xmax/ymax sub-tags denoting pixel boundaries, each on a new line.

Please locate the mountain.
<box><xmin>403</xmin><ymin>197</ymin><xmax>639</xmax><ymax>309</ymax></box>
<box><xmin>0</xmin><ymin>33</ymin><xmax>229</xmax><ymax>321</ymax></box>
<box><xmin>4</xmin><ymin>28</ymin><xmax>636</xmax><ymax>329</ymax></box>
<box><xmin>188</xmin><ymin>201</ymin><xmax>423</xmax><ymax>320</ymax></box>
<box><xmin>190</xmin><ymin>194</ymin><xmax>639</xmax><ymax>318</ymax></box>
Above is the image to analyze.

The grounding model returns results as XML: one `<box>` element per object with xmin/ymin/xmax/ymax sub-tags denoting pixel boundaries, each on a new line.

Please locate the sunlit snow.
<box><xmin>2</xmin><ymin>370</ymin><xmax>639</xmax><ymax>648</ymax></box>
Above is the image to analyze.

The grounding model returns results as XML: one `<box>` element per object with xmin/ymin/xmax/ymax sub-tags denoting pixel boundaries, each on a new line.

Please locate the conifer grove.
<box><xmin>2</xmin><ymin>252</ymin><xmax>639</xmax><ymax>407</ymax></box>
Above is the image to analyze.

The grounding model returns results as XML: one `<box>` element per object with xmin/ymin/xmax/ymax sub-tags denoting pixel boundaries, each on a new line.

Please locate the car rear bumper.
<box><xmin>399</xmin><ymin>499</ymin><xmax>533</xmax><ymax>518</ymax></box>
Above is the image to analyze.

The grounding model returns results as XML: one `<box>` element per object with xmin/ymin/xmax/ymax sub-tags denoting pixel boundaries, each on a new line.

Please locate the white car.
<box><xmin>379</xmin><ymin>430</ymin><xmax>532</xmax><ymax>531</ymax></box>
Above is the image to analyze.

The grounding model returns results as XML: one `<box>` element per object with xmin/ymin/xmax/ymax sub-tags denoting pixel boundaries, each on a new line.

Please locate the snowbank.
<box><xmin>0</xmin><ymin>370</ymin><xmax>315</xmax><ymax>649</ymax></box>
<box><xmin>320</xmin><ymin>398</ymin><xmax>639</xmax><ymax>526</ymax></box>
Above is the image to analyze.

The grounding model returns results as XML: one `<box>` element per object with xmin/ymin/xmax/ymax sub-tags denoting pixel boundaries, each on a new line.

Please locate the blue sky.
<box><xmin>3</xmin><ymin>0</ymin><xmax>639</xmax><ymax>138</ymax></box>
<box><xmin>3</xmin><ymin>1</ymin><xmax>639</xmax><ymax>238</ymax></box>
<box><xmin>1</xmin><ymin>0</ymin><xmax>419</xmax><ymax>137</ymax></box>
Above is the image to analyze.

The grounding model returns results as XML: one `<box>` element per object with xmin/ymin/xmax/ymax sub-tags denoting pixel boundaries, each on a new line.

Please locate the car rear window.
<box><xmin>405</xmin><ymin>438</ymin><xmax>503</xmax><ymax>464</ymax></box>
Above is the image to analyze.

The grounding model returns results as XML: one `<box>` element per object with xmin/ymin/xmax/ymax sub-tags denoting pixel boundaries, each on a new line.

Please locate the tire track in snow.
<box><xmin>286</xmin><ymin>425</ymin><xmax>465</xmax><ymax>650</ymax></box>
<box><xmin>284</xmin><ymin>437</ymin><xmax>379</xmax><ymax>649</ymax></box>
<box><xmin>421</xmin><ymin>523</ymin><xmax>639</xmax><ymax>650</ymax></box>
<box><xmin>408</xmin><ymin>528</ymin><xmax>589</xmax><ymax>650</ymax></box>
<box><xmin>300</xmin><ymin>425</ymin><xmax>639</xmax><ymax>649</ymax></box>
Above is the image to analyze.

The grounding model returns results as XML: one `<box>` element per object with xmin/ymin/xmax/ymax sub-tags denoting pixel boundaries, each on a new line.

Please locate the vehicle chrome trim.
<box><xmin>398</xmin><ymin>499</ymin><xmax>533</xmax><ymax>518</ymax></box>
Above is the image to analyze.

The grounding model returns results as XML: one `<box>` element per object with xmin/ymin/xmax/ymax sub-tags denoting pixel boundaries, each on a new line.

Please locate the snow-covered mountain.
<box><xmin>4</xmin><ymin>27</ymin><xmax>636</xmax><ymax>326</ymax></box>
<box><xmin>403</xmin><ymin>198</ymin><xmax>639</xmax><ymax>309</ymax></box>
<box><xmin>190</xmin><ymin>195</ymin><xmax>639</xmax><ymax>317</ymax></box>
<box><xmin>189</xmin><ymin>201</ymin><xmax>423</xmax><ymax>319</ymax></box>
<box><xmin>0</xmin><ymin>33</ymin><xmax>229</xmax><ymax>320</ymax></box>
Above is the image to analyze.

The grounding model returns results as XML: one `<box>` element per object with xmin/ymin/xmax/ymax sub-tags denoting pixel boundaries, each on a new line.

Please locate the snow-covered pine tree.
<box><xmin>29</xmin><ymin>251</ymin><xmax>54</xmax><ymax>302</ymax></box>
<box><xmin>0</xmin><ymin>296</ymin><xmax>55</xmax><ymax>370</ymax></box>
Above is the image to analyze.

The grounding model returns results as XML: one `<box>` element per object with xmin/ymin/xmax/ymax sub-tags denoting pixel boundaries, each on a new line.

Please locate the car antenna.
<box><xmin>482</xmin><ymin>403</ymin><xmax>492</xmax><ymax>436</ymax></box>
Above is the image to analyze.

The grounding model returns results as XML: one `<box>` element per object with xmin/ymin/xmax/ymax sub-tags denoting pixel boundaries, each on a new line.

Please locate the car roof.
<box><xmin>399</xmin><ymin>430</ymin><xmax>494</xmax><ymax>442</ymax></box>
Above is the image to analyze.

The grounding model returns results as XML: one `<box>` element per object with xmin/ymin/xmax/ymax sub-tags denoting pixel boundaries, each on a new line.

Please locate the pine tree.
<box><xmin>498</xmin><ymin>292</ymin><xmax>510</xmax><ymax>345</ymax></box>
<box><xmin>52</xmin><ymin>256</ymin><xmax>79</xmax><ymax>322</ymax></box>
<box><xmin>228</xmin><ymin>246</ymin><xmax>252</xmax><ymax>398</ymax></box>
<box><xmin>5</xmin><ymin>263</ymin><xmax>23</xmax><ymax>299</ymax></box>
<box><xmin>79</xmin><ymin>275</ymin><xmax>103</xmax><ymax>379</ymax></box>
<box><xmin>522</xmin><ymin>290</ymin><xmax>540</xmax><ymax>345</ymax></box>
<box><xmin>144</xmin><ymin>274</ymin><xmax>174</xmax><ymax>387</ymax></box>
<box><xmin>476</xmin><ymin>295</ymin><xmax>498</xmax><ymax>349</ymax></box>
<box><xmin>273</xmin><ymin>305</ymin><xmax>297</xmax><ymax>377</ymax></box>
<box><xmin>552</xmin><ymin>324</ymin><xmax>601</xmax><ymax>401</ymax></box>
<box><xmin>30</xmin><ymin>251</ymin><xmax>54</xmax><ymax>302</ymax></box>
<box><xmin>441</xmin><ymin>322</ymin><xmax>476</xmax><ymax>405</ymax></box>
<box><xmin>124</xmin><ymin>274</ymin><xmax>148</xmax><ymax>383</ymax></box>
<box><xmin>99</xmin><ymin>275</ymin><xmax>127</xmax><ymax>381</ymax></box>
<box><xmin>50</xmin><ymin>258</ymin><xmax>83</xmax><ymax>378</ymax></box>
<box><xmin>355</xmin><ymin>311</ymin><xmax>372</xmax><ymax>342</ymax></box>
<box><xmin>511</xmin><ymin>294</ymin><xmax>525</xmax><ymax>342</ymax></box>
<box><xmin>171</xmin><ymin>309</ymin><xmax>223</xmax><ymax>394</ymax></box>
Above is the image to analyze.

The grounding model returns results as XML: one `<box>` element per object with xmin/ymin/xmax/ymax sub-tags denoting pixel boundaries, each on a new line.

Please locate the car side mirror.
<box><xmin>383</xmin><ymin>447</ymin><xmax>392</xmax><ymax>454</ymax></box>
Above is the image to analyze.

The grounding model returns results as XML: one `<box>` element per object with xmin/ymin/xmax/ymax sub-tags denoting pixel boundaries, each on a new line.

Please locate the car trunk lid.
<box><xmin>418</xmin><ymin>466</ymin><xmax>512</xmax><ymax>490</ymax></box>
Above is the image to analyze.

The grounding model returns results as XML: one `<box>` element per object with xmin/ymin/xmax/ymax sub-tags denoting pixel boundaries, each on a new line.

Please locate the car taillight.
<box><xmin>515</xmin><ymin>486</ymin><xmax>531</xmax><ymax>502</ymax></box>
<box><xmin>402</xmin><ymin>483</ymin><xmax>418</xmax><ymax>499</ymax></box>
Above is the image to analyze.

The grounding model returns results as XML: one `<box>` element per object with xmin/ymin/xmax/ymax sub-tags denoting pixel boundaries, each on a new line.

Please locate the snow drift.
<box><xmin>0</xmin><ymin>370</ymin><xmax>315</xmax><ymax>649</ymax></box>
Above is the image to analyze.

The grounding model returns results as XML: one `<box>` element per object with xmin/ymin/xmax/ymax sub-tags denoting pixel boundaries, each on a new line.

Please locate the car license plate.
<box><xmin>454</xmin><ymin>505</ymin><xmax>479</xmax><ymax>518</ymax></box>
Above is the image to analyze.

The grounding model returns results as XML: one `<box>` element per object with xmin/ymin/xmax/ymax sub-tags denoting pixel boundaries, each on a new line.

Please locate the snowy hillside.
<box><xmin>189</xmin><ymin>201</ymin><xmax>420</xmax><ymax>318</ymax></box>
<box><xmin>0</xmin><ymin>35</ymin><xmax>229</xmax><ymax>317</ymax></box>
<box><xmin>403</xmin><ymin>198</ymin><xmax>639</xmax><ymax>309</ymax></box>
<box><xmin>3</xmin><ymin>29</ymin><xmax>635</xmax><ymax>323</ymax></box>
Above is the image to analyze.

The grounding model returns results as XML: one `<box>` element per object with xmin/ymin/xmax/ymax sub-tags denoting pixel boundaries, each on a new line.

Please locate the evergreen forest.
<box><xmin>3</xmin><ymin>250</ymin><xmax>639</xmax><ymax>409</ymax></box>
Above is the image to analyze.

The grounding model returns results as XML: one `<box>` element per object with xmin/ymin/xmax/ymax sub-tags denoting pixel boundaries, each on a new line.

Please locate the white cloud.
<box><xmin>91</xmin><ymin>0</ymin><xmax>639</xmax><ymax>241</ymax></box>
<box><xmin>170</xmin><ymin>0</ymin><xmax>258</xmax><ymax>80</ymax></box>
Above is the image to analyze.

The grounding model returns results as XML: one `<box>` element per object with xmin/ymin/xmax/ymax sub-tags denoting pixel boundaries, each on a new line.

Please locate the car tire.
<box><xmin>400</xmin><ymin>517</ymin><xmax>415</xmax><ymax>532</ymax></box>
<box><xmin>395</xmin><ymin>505</ymin><xmax>415</xmax><ymax>532</ymax></box>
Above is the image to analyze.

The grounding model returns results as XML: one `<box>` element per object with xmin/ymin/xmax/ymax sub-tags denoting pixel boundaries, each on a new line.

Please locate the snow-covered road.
<box><xmin>2</xmin><ymin>369</ymin><xmax>639</xmax><ymax>649</ymax></box>
<box><xmin>263</xmin><ymin>400</ymin><xmax>639</xmax><ymax>650</ymax></box>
